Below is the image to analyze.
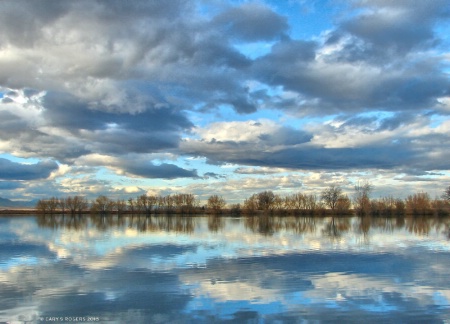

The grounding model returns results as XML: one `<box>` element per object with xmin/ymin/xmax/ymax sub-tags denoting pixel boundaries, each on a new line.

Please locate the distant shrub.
<box><xmin>405</xmin><ymin>192</ymin><xmax>432</xmax><ymax>215</ymax></box>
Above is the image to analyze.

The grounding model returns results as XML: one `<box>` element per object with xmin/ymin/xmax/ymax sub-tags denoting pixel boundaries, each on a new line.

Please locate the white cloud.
<box><xmin>0</xmin><ymin>0</ymin><xmax>449</xmax><ymax>200</ymax></box>
<box><xmin>194</xmin><ymin>119</ymin><xmax>280</xmax><ymax>143</ymax></box>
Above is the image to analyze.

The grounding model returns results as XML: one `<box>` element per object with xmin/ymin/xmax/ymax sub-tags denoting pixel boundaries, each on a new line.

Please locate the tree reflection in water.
<box><xmin>36</xmin><ymin>214</ymin><xmax>87</xmax><ymax>230</ymax></box>
<box><xmin>208</xmin><ymin>215</ymin><xmax>224</xmax><ymax>233</ymax></box>
<box><xmin>35</xmin><ymin>214</ymin><xmax>450</xmax><ymax>239</ymax></box>
<box><xmin>4</xmin><ymin>213</ymin><xmax>450</xmax><ymax>323</ymax></box>
<box><xmin>322</xmin><ymin>217</ymin><xmax>351</xmax><ymax>241</ymax></box>
<box><xmin>37</xmin><ymin>214</ymin><xmax>196</xmax><ymax>234</ymax></box>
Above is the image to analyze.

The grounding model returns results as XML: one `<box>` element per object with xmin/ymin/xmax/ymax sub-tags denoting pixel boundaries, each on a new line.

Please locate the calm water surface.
<box><xmin>1</xmin><ymin>215</ymin><xmax>450</xmax><ymax>323</ymax></box>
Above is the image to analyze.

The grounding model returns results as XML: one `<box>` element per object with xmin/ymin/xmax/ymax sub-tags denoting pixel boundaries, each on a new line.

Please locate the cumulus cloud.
<box><xmin>182</xmin><ymin>114</ymin><xmax>450</xmax><ymax>173</ymax></box>
<box><xmin>0</xmin><ymin>0</ymin><xmax>449</xmax><ymax>199</ymax></box>
<box><xmin>0</xmin><ymin>0</ymin><xmax>255</xmax><ymax>114</ymax></box>
<box><xmin>234</xmin><ymin>167</ymin><xmax>289</xmax><ymax>175</ymax></box>
<box><xmin>192</xmin><ymin>119</ymin><xmax>311</xmax><ymax>147</ymax></box>
<box><xmin>77</xmin><ymin>153</ymin><xmax>198</xmax><ymax>180</ymax></box>
<box><xmin>120</xmin><ymin>162</ymin><xmax>198</xmax><ymax>179</ymax></box>
<box><xmin>0</xmin><ymin>158</ymin><xmax>58</xmax><ymax>180</ymax></box>
<box><xmin>211</xmin><ymin>3</ymin><xmax>289</xmax><ymax>42</ymax></box>
<box><xmin>254</xmin><ymin>42</ymin><xmax>449</xmax><ymax>115</ymax></box>
<box><xmin>342</xmin><ymin>0</ymin><xmax>449</xmax><ymax>55</ymax></box>
<box><xmin>250</xmin><ymin>0</ymin><xmax>450</xmax><ymax>116</ymax></box>
<box><xmin>0</xmin><ymin>181</ymin><xmax>24</xmax><ymax>190</ymax></box>
<box><xmin>203</xmin><ymin>172</ymin><xmax>226</xmax><ymax>179</ymax></box>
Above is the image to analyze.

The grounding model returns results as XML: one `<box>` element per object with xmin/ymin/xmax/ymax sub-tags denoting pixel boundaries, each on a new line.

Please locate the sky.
<box><xmin>0</xmin><ymin>0</ymin><xmax>449</xmax><ymax>203</ymax></box>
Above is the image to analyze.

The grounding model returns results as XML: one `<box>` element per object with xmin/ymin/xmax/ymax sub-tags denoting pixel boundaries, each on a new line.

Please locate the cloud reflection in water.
<box><xmin>0</xmin><ymin>215</ymin><xmax>449</xmax><ymax>323</ymax></box>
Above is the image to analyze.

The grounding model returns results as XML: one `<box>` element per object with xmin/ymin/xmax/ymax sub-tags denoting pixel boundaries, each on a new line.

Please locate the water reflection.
<box><xmin>321</xmin><ymin>217</ymin><xmax>351</xmax><ymax>241</ymax></box>
<box><xmin>207</xmin><ymin>215</ymin><xmax>224</xmax><ymax>233</ymax></box>
<box><xmin>36</xmin><ymin>214</ymin><xmax>197</xmax><ymax>234</ymax></box>
<box><xmin>35</xmin><ymin>214</ymin><xmax>450</xmax><ymax>239</ymax></box>
<box><xmin>1</xmin><ymin>215</ymin><xmax>449</xmax><ymax>323</ymax></box>
<box><xmin>36</xmin><ymin>214</ymin><xmax>88</xmax><ymax>230</ymax></box>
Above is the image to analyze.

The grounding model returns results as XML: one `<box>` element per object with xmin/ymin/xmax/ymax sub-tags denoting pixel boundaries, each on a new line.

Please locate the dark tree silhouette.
<box><xmin>321</xmin><ymin>185</ymin><xmax>343</xmax><ymax>211</ymax></box>
<box><xmin>353</xmin><ymin>181</ymin><xmax>372</xmax><ymax>216</ymax></box>
<box><xmin>257</xmin><ymin>191</ymin><xmax>275</xmax><ymax>211</ymax></box>
<box><xmin>443</xmin><ymin>186</ymin><xmax>450</xmax><ymax>201</ymax></box>
<box><xmin>207</xmin><ymin>195</ymin><xmax>226</xmax><ymax>214</ymax></box>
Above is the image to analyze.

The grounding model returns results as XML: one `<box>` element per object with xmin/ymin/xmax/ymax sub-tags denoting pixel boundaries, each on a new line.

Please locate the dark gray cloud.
<box><xmin>0</xmin><ymin>0</ymin><xmax>69</xmax><ymax>47</ymax></box>
<box><xmin>0</xmin><ymin>0</ymin><xmax>267</xmax><ymax>168</ymax></box>
<box><xmin>0</xmin><ymin>181</ymin><xmax>24</xmax><ymax>190</ymax></box>
<box><xmin>0</xmin><ymin>0</ymin><xmax>448</xmax><ymax>196</ymax></box>
<box><xmin>180</xmin><ymin>111</ymin><xmax>449</xmax><ymax>174</ymax></box>
<box><xmin>117</xmin><ymin>160</ymin><xmax>198</xmax><ymax>179</ymax></box>
<box><xmin>203</xmin><ymin>172</ymin><xmax>226</xmax><ymax>179</ymax></box>
<box><xmin>253</xmin><ymin>42</ymin><xmax>449</xmax><ymax>115</ymax></box>
<box><xmin>0</xmin><ymin>158</ymin><xmax>58</xmax><ymax>180</ymax></box>
<box><xmin>0</xmin><ymin>109</ymin><xmax>90</xmax><ymax>162</ymax></box>
<box><xmin>211</xmin><ymin>3</ymin><xmax>289</xmax><ymax>42</ymax></box>
<box><xmin>257</xmin><ymin>125</ymin><xmax>312</xmax><ymax>146</ymax></box>
<box><xmin>127</xmin><ymin>163</ymin><xmax>198</xmax><ymax>179</ymax></box>
<box><xmin>0</xmin><ymin>111</ymin><xmax>28</xmax><ymax>135</ymax></box>
<box><xmin>182</xmin><ymin>127</ymin><xmax>450</xmax><ymax>174</ymax></box>
<box><xmin>322</xmin><ymin>0</ymin><xmax>450</xmax><ymax>66</ymax></box>
<box><xmin>0</xmin><ymin>0</ymin><xmax>193</xmax><ymax>49</ymax></box>
<box><xmin>41</xmin><ymin>91</ymin><xmax>193</xmax><ymax>133</ymax></box>
<box><xmin>0</xmin><ymin>0</ymin><xmax>447</xmax><ymax>118</ymax></box>
<box><xmin>0</xmin><ymin>0</ymin><xmax>253</xmax><ymax>114</ymax></box>
<box><xmin>40</xmin><ymin>91</ymin><xmax>193</xmax><ymax>156</ymax></box>
<box><xmin>335</xmin><ymin>112</ymin><xmax>419</xmax><ymax>132</ymax></box>
<box><xmin>250</xmin><ymin>0</ymin><xmax>450</xmax><ymax>116</ymax></box>
<box><xmin>343</xmin><ymin>0</ymin><xmax>449</xmax><ymax>54</ymax></box>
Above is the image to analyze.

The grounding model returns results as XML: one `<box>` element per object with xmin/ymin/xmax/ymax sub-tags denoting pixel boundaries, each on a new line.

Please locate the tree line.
<box><xmin>36</xmin><ymin>193</ymin><xmax>201</xmax><ymax>216</ymax></box>
<box><xmin>35</xmin><ymin>212</ymin><xmax>449</xmax><ymax>239</ymax></box>
<box><xmin>35</xmin><ymin>185</ymin><xmax>450</xmax><ymax>217</ymax></box>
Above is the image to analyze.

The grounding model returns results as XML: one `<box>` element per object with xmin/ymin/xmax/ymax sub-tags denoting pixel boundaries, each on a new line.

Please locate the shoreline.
<box><xmin>0</xmin><ymin>209</ymin><xmax>448</xmax><ymax>218</ymax></box>
<box><xmin>0</xmin><ymin>209</ymin><xmax>37</xmax><ymax>215</ymax></box>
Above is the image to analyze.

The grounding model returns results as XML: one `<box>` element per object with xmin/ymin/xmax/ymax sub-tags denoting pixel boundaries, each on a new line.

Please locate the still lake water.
<box><xmin>1</xmin><ymin>215</ymin><xmax>450</xmax><ymax>323</ymax></box>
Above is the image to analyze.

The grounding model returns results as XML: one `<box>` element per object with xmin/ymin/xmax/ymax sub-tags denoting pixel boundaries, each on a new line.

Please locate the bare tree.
<box><xmin>65</xmin><ymin>196</ymin><xmax>87</xmax><ymax>215</ymax></box>
<box><xmin>443</xmin><ymin>186</ymin><xmax>450</xmax><ymax>201</ymax></box>
<box><xmin>284</xmin><ymin>195</ymin><xmax>296</xmax><ymax>212</ymax></box>
<box><xmin>75</xmin><ymin>196</ymin><xmax>88</xmax><ymax>214</ymax></box>
<box><xmin>243</xmin><ymin>194</ymin><xmax>258</xmax><ymax>215</ymax></box>
<box><xmin>161</xmin><ymin>194</ymin><xmax>174</xmax><ymax>213</ymax></box>
<box><xmin>127</xmin><ymin>197</ymin><xmax>136</xmax><ymax>214</ymax></box>
<box><xmin>58</xmin><ymin>198</ymin><xmax>67</xmax><ymax>214</ymax></box>
<box><xmin>272</xmin><ymin>194</ymin><xmax>284</xmax><ymax>213</ymax></box>
<box><xmin>304</xmin><ymin>194</ymin><xmax>319</xmax><ymax>212</ymax></box>
<box><xmin>405</xmin><ymin>192</ymin><xmax>431</xmax><ymax>215</ymax></box>
<box><xmin>207</xmin><ymin>195</ymin><xmax>226</xmax><ymax>214</ymax></box>
<box><xmin>91</xmin><ymin>195</ymin><xmax>114</xmax><ymax>215</ymax></box>
<box><xmin>321</xmin><ymin>185</ymin><xmax>343</xmax><ymax>211</ymax></box>
<box><xmin>137</xmin><ymin>194</ymin><xmax>154</xmax><ymax>215</ymax></box>
<box><xmin>36</xmin><ymin>199</ymin><xmax>49</xmax><ymax>214</ymax></box>
<box><xmin>173</xmin><ymin>194</ymin><xmax>184</xmax><ymax>211</ymax></box>
<box><xmin>115</xmin><ymin>199</ymin><xmax>127</xmax><ymax>215</ymax></box>
<box><xmin>66</xmin><ymin>196</ymin><xmax>76</xmax><ymax>215</ymax></box>
<box><xmin>353</xmin><ymin>181</ymin><xmax>372</xmax><ymax>216</ymax></box>
<box><xmin>183</xmin><ymin>193</ymin><xmax>197</xmax><ymax>213</ymax></box>
<box><xmin>257</xmin><ymin>191</ymin><xmax>275</xmax><ymax>212</ymax></box>
<box><xmin>285</xmin><ymin>193</ymin><xmax>306</xmax><ymax>211</ymax></box>
<box><xmin>47</xmin><ymin>197</ymin><xmax>59</xmax><ymax>215</ymax></box>
<box><xmin>335</xmin><ymin>194</ymin><xmax>351</xmax><ymax>215</ymax></box>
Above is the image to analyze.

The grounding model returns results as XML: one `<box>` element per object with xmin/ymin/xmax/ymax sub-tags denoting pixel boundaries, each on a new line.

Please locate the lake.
<box><xmin>1</xmin><ymin>214</ymin><xmax>449</xmax><ymax>323</ymax></box>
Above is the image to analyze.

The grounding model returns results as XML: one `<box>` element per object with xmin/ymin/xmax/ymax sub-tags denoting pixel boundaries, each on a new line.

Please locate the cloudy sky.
<box><xmin>0</xmin><ymin>0</ymin><xmax>449</xmax><ymax>203</ymax></box>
